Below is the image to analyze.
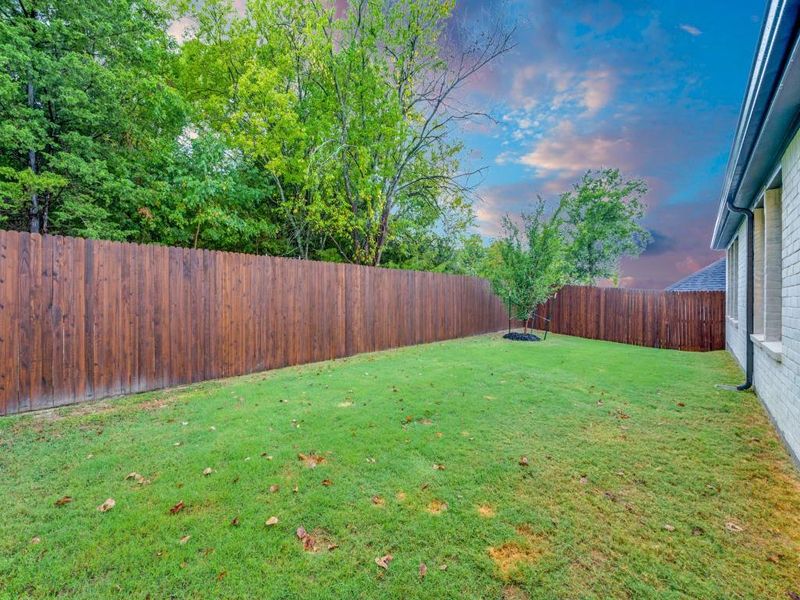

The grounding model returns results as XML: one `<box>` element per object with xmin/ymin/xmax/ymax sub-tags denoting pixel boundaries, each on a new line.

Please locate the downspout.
<box><xmin>726</xmin><ymin>198</ymin><xmax>754</xmax><ymax>390</ymax></box>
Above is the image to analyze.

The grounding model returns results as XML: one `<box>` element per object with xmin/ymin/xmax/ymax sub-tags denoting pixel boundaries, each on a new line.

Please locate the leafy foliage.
<box><xmin>489</xmin><ymin>200</ymin><xmax>568</xmax><ymax>326</ymax></box>
<box><xmin>488</xmin><ymin>169</ymin><xmax>650</xmax><ymax>325</ymax></box>
<box><xmin>0</xmin><ymin>0</ymin><xmax>511</xmax><ymax>269</ymax></box>
<box><xmin>562</xmin><ymin>169</ymin><xmax>650</xmax><ymax>284</ymax></box>
<box><xmin>0</xmin><ymin>0</ymin><xmax>187</xmax><ymax>237</ymax></box>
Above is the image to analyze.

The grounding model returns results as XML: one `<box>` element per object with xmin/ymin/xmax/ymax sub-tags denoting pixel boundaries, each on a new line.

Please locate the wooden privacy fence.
<box><xmin>529</xmin><ymin>285</ymin><xmax>725</xmax><ymax>352</ymax></box>
<box><xmin>0</xmin><ymin>230</ymin><xmax>508</xmax><ymax>415</ymax></box>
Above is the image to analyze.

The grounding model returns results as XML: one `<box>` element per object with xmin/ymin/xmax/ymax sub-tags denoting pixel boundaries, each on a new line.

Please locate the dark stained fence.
<box><xmin>529</xmin><ymin>285</ymin><xmax>725</xmax><ymax>352</ymax></box>
<box><xmin>0</xmin><ymin>231</ymin><xmax>508</xmax><ymax>415</ymax></box>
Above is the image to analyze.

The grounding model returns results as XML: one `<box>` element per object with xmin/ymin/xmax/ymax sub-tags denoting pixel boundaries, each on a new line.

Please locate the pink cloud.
<box><xmin>518</xmin><ymin>122</ymin><xmax>633</xmax><ymax>176</ymax></box>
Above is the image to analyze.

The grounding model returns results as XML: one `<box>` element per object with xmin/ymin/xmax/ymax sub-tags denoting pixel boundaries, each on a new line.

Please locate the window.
<box><xmin>763</xmin><ymin>188</ymin><xmax>782</xmax><ymax>342</ymax></box>
<box><xmin>727</xmin><ymin>237</ymin><xmax>739</xmax><ymax>321</ymax></box>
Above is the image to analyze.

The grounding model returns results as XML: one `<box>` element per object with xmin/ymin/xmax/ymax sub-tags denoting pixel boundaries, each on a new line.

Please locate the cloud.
<box><xmin>580</xmin><ymin>70</ymin><xmax>616</xmax><ymax>115</ymax></box>
<box><xmin>518</xmin><ymin>121</ymin><xmax>633</xmax><ymax>176</ymax></box>
<box><xmin>679</xmin><ymin>24</ymin><xmax>702</xmax><ymax>36</ymax></box>
<box><xmin>644</xmin><ymin>230</ymin><xmax>676</xmax><ymax>256</ymax></box>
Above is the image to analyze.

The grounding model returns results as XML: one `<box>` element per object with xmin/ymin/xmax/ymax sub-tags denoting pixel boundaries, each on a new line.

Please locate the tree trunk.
<box><xmin>27</xmin><ymin>78</ymin><xmax>40</xmax><ymax>234</ymax></box>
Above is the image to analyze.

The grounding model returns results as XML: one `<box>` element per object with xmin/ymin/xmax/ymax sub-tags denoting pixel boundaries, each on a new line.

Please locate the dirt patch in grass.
<box><xmin>140</xmin><ymin>397</ymin><xmax>173</xmax><ymax>411</ymax></box>
<box><xmin>488</xmin><ymin>542</ymin><xmax>542</xmax><ymax>579</ymax></box>
<box><xmin>502</xmin><ymin>585</ymin><xmax>531</xmax><ymax>600</ymax></box>
<box><xmin>297</xmin><ymin>453</ymin><xmax>327</xmax><ymax>468</ymax></box>
<box><xmin>427</xmin><ymin>499</ymin><xmax>448</xmax><ymax>514</ymax></box>
<box><xmin>488</xmin><ymin>525</ymin><xmax>549</xmax><ymax>579</ymax></box>
<box><xmin>297</xmin><ymin>527</ymin><xmax>338</xmax><ymax>553</ymax></box>
<box><xmin>28</xmin><ymin>400</ymin><xmax>115</xmax><ymax>423</ymax></box>
<box><xmin>477</xmin><ymin>504</ymin><xmax>495</xmax><ymax>517</ymax></box>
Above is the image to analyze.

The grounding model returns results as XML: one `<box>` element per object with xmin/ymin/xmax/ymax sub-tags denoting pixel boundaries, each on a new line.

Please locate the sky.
<box><xmin>449</xmin><ymin>0</ymin><xmax>765</xmax><ymax>288</ymax></box>
<box><xmin>171</xmin><ymin>1</ymin><xmax>765</xmax><ymax>289</ymax></box>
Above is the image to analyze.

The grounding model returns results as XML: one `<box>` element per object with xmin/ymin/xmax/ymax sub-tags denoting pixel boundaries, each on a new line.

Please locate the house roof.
<box><xmin>711</xmin><ymin>0</ymin><xmax>800</xmax><ymax>250</ymax></box>
<box><xmin>665</xmin><ymin>258</ymin><xmax>726</xmax><ymax>292</ymax></box>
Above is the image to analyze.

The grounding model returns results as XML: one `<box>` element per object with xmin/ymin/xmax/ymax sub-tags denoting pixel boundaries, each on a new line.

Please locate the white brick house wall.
<box><xmin>726</xmin><ymin>128</ymin><xmax>800</xmax><ymax>464</ymax></box>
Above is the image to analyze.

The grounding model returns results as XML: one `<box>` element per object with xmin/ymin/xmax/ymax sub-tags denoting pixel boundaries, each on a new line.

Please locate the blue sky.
<box><xmin>453</xmin><ymin>0</ymin><xmax>764</xmax><ymax>288</ymax></box>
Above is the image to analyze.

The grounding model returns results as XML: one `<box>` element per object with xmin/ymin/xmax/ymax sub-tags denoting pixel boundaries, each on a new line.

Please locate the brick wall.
<box><xmin>726</xmin><ymin>128</ymin><xmax>800</xmax><ymax>465</ymax></box>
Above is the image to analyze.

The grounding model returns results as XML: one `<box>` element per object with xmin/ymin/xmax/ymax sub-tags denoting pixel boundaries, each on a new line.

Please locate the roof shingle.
<box><xmin>665</xmin><ymin>258</ymin><xmax>726</xmax><ymax>292</ymax></box>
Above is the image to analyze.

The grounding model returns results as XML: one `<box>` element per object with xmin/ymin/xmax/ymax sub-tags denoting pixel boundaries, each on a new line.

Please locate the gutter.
<box><xmin>725</xmin><ymin>199</ymin><xmax>754</xmax><ymax>390</ymax></box>
<box><xmin>711</xmin><ymin>0</ymin><xmax>800</xmax><ymax>249</ymax></box>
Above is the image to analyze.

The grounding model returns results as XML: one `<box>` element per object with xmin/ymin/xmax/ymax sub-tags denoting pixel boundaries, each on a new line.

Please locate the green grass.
<box><xmin>1</xmin><ymin>334</ymin><xmax>799</xmax><ymax>599</ymax></box>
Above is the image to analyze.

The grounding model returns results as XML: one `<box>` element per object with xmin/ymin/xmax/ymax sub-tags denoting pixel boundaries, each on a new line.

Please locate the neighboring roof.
<box><xmin>665</xmin><ymin>258</ymin><xmax>727</xmax><ymax>292</ymax></box>
<box><xmin>711</xmin><ymin>0</ymin><xmax>800</xmax><ymax>250</ymax></box>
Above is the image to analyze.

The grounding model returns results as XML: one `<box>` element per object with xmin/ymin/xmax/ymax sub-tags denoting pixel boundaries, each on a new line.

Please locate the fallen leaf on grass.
<box><xmin>767</xmin><ymin>554</ymin><xmax>781</xmax><ymax>564</ymax></box>
<box><xmin>371</xmin><ymin>495</ymin><xmax>385</xmax><ymax>506</ymax></box>
<box><xmin>296</xmin><ymin>526</ymin><xmax>316</xmax><ymax>551</ymax></box>
<box><xmin>294</xmin><ymin>526</ymin><xmax>337</xmax><ymax>552</ymax></box>
<box><xmin>677</xmin><ymin>402</ymin><xmax>686</xmax><ymax>407</ymax></box>
<box><xmin>265</xmin><ymin>516</ymin><xmax>279</xmax><ymax>526</ymax></box>
<box><xmin>321</xmin><ymin>479</ymin><xmax>333</xmax><ymax>486</ymax></box>
<box><xmin>375</xmin><ymin>554</ymin><xmax>393</xmax><ymax>570</ymax></box>
<box><xmin>97</xmin><ymin>498</ymin><xmax>116</xmax><ymax>512</ymax></box>
<box><xmin>298</xmin><ymin>453</ymin><xmax>325</xmax><ymax>468</ymax></box>
<box><xmin>269</xmin><ymin>484</ymin><xmax>280</xmax><ymax>493</ymax></box>
<box><xmin>439</xmin><ymin>564</ymin><xmax>448</xmax><ymax>571</ymax></box>
<box><xmin>203</xmin><ymin>467</ymin><xmax>213</xmax><ymax>476</ymax></box>
<box><xmin>663</xmin><ymin>524</ymin><xmax>675</xmax><ymax>532</ymax></box>
<box><xmin>125</xmin><ymin>472</ymin><xmax>150</xmax><ymax>485</ymax></box>
<box><xmin>432</xmin><ymin>463</ymin><xmax>445</xmax><ymax>471</ymax></box>
<box><xmin>725</xmin><ymin>521</ymin><xmax>744</xmax><ymax>532</ymax></box>
<box><xmin>179</xmin><ymin>535</ymin><xmax>191</xmax><ymax>544</ymax></box>
<box><xmin>419</xmin><ymin>562</ymin><xmax>427</xmax><ymax>579</ymax></box>
<box><xmin>519</xmin><ymin>456</ymin><xmax>529</xmax><ymax>467</ymax></box>
<box><xmin>54</xmin><ymin>496</ymin><xmax>74</xmax><ymax>507</ymax></box>
<box><xmin>170</xmin><ymin>500</ymin><xmax>186</xmax><ymax>515</ymax></box>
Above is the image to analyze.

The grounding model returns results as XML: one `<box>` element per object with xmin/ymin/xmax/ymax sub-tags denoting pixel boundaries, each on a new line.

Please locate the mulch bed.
<box><xmin>503</xmin><ymin>332</ymin><xmax>541</xmax><ymax>342</ymax></box>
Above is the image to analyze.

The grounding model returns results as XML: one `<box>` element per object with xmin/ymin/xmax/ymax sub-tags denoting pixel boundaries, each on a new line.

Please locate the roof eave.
<box><xmin>711</xmin><ymin>0</ymin><xmax>800</xmax><ymax>250</ymax></box>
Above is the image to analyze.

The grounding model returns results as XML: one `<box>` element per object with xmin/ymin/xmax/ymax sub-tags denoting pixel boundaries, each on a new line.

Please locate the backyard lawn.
<box><xmin>1</xmin><ymin>334</ymin><xmax>799</xmax><ymax>599</ymax></box>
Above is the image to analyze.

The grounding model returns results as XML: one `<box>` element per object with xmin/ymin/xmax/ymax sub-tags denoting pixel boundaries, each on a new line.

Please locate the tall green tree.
<box><xmin>489</xmin><ymin>200</ymin><xmax>568</xmax><ymax>333</ymax></box>
<box><xmin>562</xmin><ymin>169</ymin><xmax>650</xmax><ymax>284</ymax></box>
<box><xmin>0</xmin><ymin>0</ymin><xmax>187</xmax><ymax>237</ymax></box>
<box><xmin>177</xmin><ymin>0</ymin><xmax>512</xmax><ymax>264</ymax></box>
<box><xmin>489</xmin><ymin>170</ymin><xmax>650</xmax><ymax>332</ymax></box>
